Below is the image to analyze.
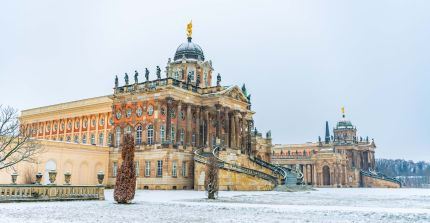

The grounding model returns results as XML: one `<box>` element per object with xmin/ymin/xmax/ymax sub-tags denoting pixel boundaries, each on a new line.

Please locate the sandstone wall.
<box><xmin>362</xmin><ymin>175</ymin><xmax>401</xmax><ymax>188</ymax></box>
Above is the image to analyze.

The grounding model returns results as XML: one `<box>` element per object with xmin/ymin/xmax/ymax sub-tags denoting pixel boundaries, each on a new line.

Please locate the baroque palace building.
<box><xmin>0</xmin><ymin>24</ymin><xmax>399</xmax><ymax>189</ymax></box>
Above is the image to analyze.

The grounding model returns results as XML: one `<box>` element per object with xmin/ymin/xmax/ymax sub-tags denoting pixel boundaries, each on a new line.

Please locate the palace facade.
<box><xmin>0</xmin><ymin>25</ymin><xmax>399</xmax><ymax>189</ymax></box>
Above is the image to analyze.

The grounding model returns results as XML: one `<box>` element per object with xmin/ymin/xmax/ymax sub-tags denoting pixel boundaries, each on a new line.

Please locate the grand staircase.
<box><xmin>360</xmin><ymin>169</ymin><xmax>402</xmax><ymax>187</ymax></box>
<box><xmin>194</xmin><ymin>145</ymin><xmax>305</xmax><ymax>188</ymax></box>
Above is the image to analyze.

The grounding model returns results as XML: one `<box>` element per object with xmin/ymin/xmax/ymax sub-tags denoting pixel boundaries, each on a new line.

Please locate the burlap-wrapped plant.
<box><xmin>205</xmin><ymin>156</ymin><xmax>219</xmax><ymax>199</ymax></box>
<box><xmin>114</xmin><ymin>134</ymin><xmax>136</xmax><ymax>204</ymax></box>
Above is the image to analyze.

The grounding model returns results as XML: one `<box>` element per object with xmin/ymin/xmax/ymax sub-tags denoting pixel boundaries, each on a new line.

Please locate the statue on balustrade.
<box><xmin>156</xmin><ymin>66</ymin><xmax>161</xmax><ymax>79</ymax></box>
<box><xmin>145</xmin><ymin>68</ymin><xmax>149</xmax><ymax>81</ymax></box>
<box><xmin>115</xmin><ymin>75</ymin><xmax>118</xmax><ymax>89</ymax></box>
<box><xmin>134</xmin><ymin>70</ymin><xmax>139</xmax><ymax>84</ymax></box>
<box><xmin>216</xmin><ymin>73</ymin><xmax>221</xmax><ymax>87</ymax></box>
<box><xmin>266</xmin><ymin>130</ymin><xmax>271</xmax><ymax>139</ymax></box>
<box><xmin>124</xmin><ymin>73</ymin><xmax>129</xmax><ymax>85</ymax></box>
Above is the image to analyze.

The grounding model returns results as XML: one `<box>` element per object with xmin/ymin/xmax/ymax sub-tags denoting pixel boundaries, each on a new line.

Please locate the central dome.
<box><xmin>174</xmin><ymin>37</ymin><xmax>205</xmax><ymax>61</ymax></box>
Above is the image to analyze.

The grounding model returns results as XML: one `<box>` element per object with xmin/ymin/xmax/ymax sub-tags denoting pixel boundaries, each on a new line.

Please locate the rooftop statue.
<box><xmin>216</xmin><ymin>73</ymin><xmax>221</xmax><ymax>87</ymax></box>
<box><xmin>156</xmin><ymin>66</ymin><xmax>161</xmax><ymax>79</ymax></box>
<box><xmin>266</xmin><ymin>130</ymin><xmax>271</xmax><ymax>139</ymax></box>
<box><xmin>115</xmin><ymin>75</ymin><xmax>119</xmax><ymax>88</ymax></box>
<box><xmin>242</xmin><ymin>84</ymin><xmax>247</xmax><ymax>96</ymax></box>
<box><xmin>134</xmin><ymin>70</ymin><xmax>139</xmax><ymax>84</ymax></box>
<box><xmin>145</xmin><ymin>68</ymin><xmax>149</xmax><ymax>81</ymax></box>
<box><xmin>124</xmin><ymin>73</ymin><xmax>129</xmax><ymax>85</ymax></box>
<box><xmin>247</xmin><ymin>94</ymin><xmax>251</xmax><ymax>102</ymax></box>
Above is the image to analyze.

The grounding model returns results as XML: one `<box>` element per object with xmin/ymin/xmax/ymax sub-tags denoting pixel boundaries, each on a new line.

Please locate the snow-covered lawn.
<box><xmin>1</xmin><ymin>188</ymin><xmax>429</xmax><ymax>223</ymax></box>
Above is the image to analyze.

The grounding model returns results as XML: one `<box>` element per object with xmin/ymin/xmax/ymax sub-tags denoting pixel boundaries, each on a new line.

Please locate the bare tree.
<box><xmin>0</xmin><ymin>105</ymin><xmax>42</xmax><ymax>171</ymax></box>
<box><xmin>23</xmin><ymin>167</ymin><xmax>36</xmax><ymax>184</ymax></box>
<box><xmin>205</xmin><ymin>156</ymin><xmax>219</xmax><ymax>199</ymax></box>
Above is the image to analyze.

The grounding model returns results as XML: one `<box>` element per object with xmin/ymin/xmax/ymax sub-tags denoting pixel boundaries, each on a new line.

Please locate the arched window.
<box><xmin>91</xmin><ymin>133</ymin><xmax>95</xmax><ymax>145</ymax></box>
<box><xmin>147</xmin><ymin>124</ymin><xmax>154</xmax><ymax>145</ymax></box>
<box><xmin>115</xmin><ymin>127</ymin><xmax>121</xmax><ymax>148</ymax></box>
<box><xmin>160</xmin><ymin>125</ymin><xmax>165</xmax><ymax>144</ymax></box>
<box><xmin>136</xmin><ymin>126</ymin><xmax>142</xmax><ymax>145</ymax></box>
<box><xmin>192</xmin><ymin>132</ymin><xmax>196</xmax><ymax>146</ymax></box>
<box><xmin>99</xmin><ymin>133</ymin><xmax>104</xmax><ymax>146</ymax></box>
<box><xmin>74</xmin><ymin>135</ymin><xmax>79</xmax><ymax>144</ymax></box>
<box><xmin>171</xmin><ymin>125</ymin><xmax>175</xmax><ymax>144</ymax></box>
<box><xmin>82</xmin><ymin>134</ymin><xmax>87</xmax><ymax>144</ymax></box>
<box><xmin>180</xmin><ymin>129</ymin><xmax>185</xmax><ymax>145</ymax></box>
<box><xmin>126</xmin><ymin>125</ymin><xmax>132</xmax><ymax>135</ymax></box>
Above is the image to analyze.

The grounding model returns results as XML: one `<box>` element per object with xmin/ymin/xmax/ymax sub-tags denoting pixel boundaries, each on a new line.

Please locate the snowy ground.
<box><xmin>0</xmin><ymin>188</ymin><xmax>429</xmax><ymax>223</ymax></box>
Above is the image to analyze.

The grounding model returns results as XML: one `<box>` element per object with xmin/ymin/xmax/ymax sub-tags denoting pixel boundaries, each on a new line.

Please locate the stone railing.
<box><xmin>0</xmin><ymin>185</ymin><xmax>105</xmax><ymax>202</ymax></box>
<box><xmin>0</xmin><ymin>170</ymin><xmax>105</xmax><ymax>202</ymax></box>
<box><xmin>360</xmin><ymin>169</ymin><xmax>402</xmax><ymax>187</ymax></box>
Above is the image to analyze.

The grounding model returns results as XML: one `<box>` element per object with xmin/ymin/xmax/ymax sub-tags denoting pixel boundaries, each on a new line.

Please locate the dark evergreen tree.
<box><xmin>114</xmin><ymin>134</ymin><xmax>136</xmax><ymax>204</ymax></box>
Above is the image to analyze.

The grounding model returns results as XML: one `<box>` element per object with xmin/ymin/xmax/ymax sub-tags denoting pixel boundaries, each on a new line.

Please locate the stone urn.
<box><xmin>35</xmin><ymin>172</ymin><xmax>43</xmax><ymax>185</ymax></box>
<box><xmin>11</xmin><ymin>172</ymin><xmax>18</xmax><ymax>184</ymax></box>
<box><xmin>48</xmin><ymin>170</ymin><xmax>57</xmax><ymax>185</ymax></box>
<box><xmin>97</xmin><ymin>171</ymin><xmax>104</xmax><ymax>185</ymax></box>
<box><xmin>64</xmin><ymin>172</ymin><xmax>71</xmax><ymax>185</ymax></box>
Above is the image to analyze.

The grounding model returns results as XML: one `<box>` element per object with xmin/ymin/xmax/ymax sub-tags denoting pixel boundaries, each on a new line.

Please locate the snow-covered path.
<box><xmin>0</xmin><ymin>188</ymin><xmax>429</xmax><ymax>223</ymax></box>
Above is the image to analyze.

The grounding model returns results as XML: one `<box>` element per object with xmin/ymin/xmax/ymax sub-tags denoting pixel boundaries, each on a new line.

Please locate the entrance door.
<box><xmin>322</xmin><ymin>166</ymin><xmax>331</xmax><ymax>186</ymax></box>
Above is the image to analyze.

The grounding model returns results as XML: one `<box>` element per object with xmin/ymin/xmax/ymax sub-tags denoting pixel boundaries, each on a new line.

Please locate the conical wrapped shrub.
<box><xmin>114</xmin><ymin>134</ymin><xmax>136</xmax><ymax>204</ymax></box>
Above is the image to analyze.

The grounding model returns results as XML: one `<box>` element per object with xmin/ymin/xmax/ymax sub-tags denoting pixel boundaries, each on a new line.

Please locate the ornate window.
<box><xmin>172</xmin><ymin>161</ymin><xmax>177</xmax><ymax>177</ymax></box>
<box><xmin>147</xmin><ymin>105</ymin><xmax>154</xmax><ymax>116</ymax></box>
<box><xmin>61</xmin><ymin>122</ymin><xmax>65</xmax><ymax>131</ymax></box>
<box><xmin>91</xmin><ymin>133</ymin><xmax>95</xmax><ymax>145</ymax></box>
<box><xmin>126</xmin><ymin>125</ymin><xmax>132</xmax><ymax>135</ymax></box>
<box><xmin>75</xmin><ymin>121</ymin><xmax>80</xmax><ymax>129</ymax></box>
<box><xmin>135</xmin><ymin>161</ymin><xmax>140</xmax><ymax>177</ymax></box>
<box><xmin>160</xmin><ymin>124</ymin><xmax>165</xmax><ymax>144</ymax></box>
<box><xmin>204</xmin><ymin>72</ymin><xmax>208</xmax><ymax>86</ymax></box>
<box><xmin>188</xmin><ymin>70</ymin><xmax>195</xmax><ymax>81</ymax></box>
<box><xmin>157</xmin><ymin>160</ymin><xmax>163</xmax><ymax>177</ymax></box>
<box><xmin>115</xmin><ymin>127</ymin><xmax>121</xmax><ymax>147</ymax></box>
<box><xmin>126</xmin><ymin>108</ymin><xmax>131</xmax><ymax>118</ymax></box>
<box><xmin>180</xmin><ymin>111</ymin><xmax>185</xmax><ymax>120</ymax></box>
<box><xmin>100</xmin><ymin>118</ymin><xmax>105</xmax><ymax>126</ymax></box>
<box><xmin>136</xmin><ymin>126</ymin><xmax>142</xmax><ymax>145</ymax></box>
<box><xmin>54</xmin><ymin>124</ymin><xmax>58</xmax><ymax>131</ymax></box>
<box><xmin>113</xmin><ymin>162</ymin><xmax>118</xmax><ymax>177</ymax></box>
<box><xmin>147</xmin><ymin>124</ymin><xmax>154</xmax><ymax>145</ymax></box>
<box><xmin>182</xmin><ymin>161</ymin><xmax>187</xmax><ymax>177</ymax></box>
<box><xmin>192</xmin><ymin>132</ymin><xmax>196</xmax><ymax>146</ymax></box>
<box><xmin>99</xmin><ymin>133</ymin><xmax>104</xmax><ymax>146</ymax></box>
<box><xmin>116</xmin><ymin>110</ymin><xmax>122</xmax><ymax>120</ymax></box>
<box><xmin>68</xmin><ymin>122</ymin><xmax>72</xmax><ymax>130</ymax></box>
<box><xmin>180</xmin><ymin>129</ymin><xmax>185</xmax><ymax>145</ymax></box>
<box><xmin>91</xmin><ymin>119</ymin><xmax>96</xmax><ymax>127</ymax></box>
<box><xmin>82</xmin><ymin>134</ymin><xmax>87</xmax><ymax>144</ymax></box>
<box><xmin>83</xmin><ymin>120</ymin><xmax>88</xmax><ymax>128</ymax></box>
<box><xmin>174</xmin><ymin>70</ymin><xmax>179</xmax><ymax>80</ymax></box>
<box><xmin>170</xmin><ymin>109</ymin><xmax>176</xmax><ymax>118</ymax></box>
<box><xmin>108</xmin><ymin>133</ymin><xmax>112</xmax><ymax>146</ymax></box>
<box><xmin>136</xmin><ymin>106</ymin><xmax>143</xmax><ymax>117</ymax></box>
<box><xmin>74</xmin><ymin>135</ymin><xmax>79</xmax><ymax>143</ymax></box>
<box><xmin>145</xmin><ymin>161</ymin><xmax>151</xmax><ymax>177</ymax></box>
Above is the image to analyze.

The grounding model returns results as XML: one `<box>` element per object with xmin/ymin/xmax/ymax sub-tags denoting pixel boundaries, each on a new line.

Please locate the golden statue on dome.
<box><xmin>187</xmin><ymin>21</ymin><xmax>192</xmax><ymax>38</ymax></box>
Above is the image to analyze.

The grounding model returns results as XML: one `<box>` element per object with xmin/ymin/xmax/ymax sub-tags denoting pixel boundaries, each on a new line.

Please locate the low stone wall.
<box><xmin>0</xmin><ymin>185</ymin><xmax>105</xmax><ymax>202</ymax></box>
<box><xmin>362</xmin><ymin>175</ymin><xmax>401</xmax><ymax>188</ymax></box>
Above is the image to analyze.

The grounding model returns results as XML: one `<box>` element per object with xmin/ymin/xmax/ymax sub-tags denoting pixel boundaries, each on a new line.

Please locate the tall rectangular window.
<box><xmin>160</xmin><ymin>125</ymin><xmax>165</xmax><ymax>144</ymax></box>
<box><xmin>157</xmin><ymin>160</ymin><xmax>163</xmax><ymax>177</ymax></box>
<box><xmin>172</xmin><ymin>161</ymin><xmax>177</xmax><ymax>177</ymax></box>
<box><xmin>113</xmin><ymin>162</ymin><xmax>118</xmax><ymax>177</ymax></box>
<box><xmin>108</xmin><ymin>133</ymin><xmax>112</xmax><ymax>146</ymax></box>
<box><xmin>91</xmin><ymin>133</ymin><xmax>95</xmax><ymax>145</ymax></box>
<box><xmin>180</xmin><ymin>129</ymin><xmax>184</xmax><ymax>145</ymax></box>
<box><xmin>135</xmin><ymin>161</ymin><xmax>140</xmax><ymax>177</ymax></box>
<box><xmin>145</xmin><ymin>161</ymin><xmax>151</xmax><ymax>177</ymax></box>
<box><xmin>182</xmin><ymin>161</ymin><xmax>187</xmax><ymax>177</ymax></box>
<box><xmin>192</xmin><ymin>133</ymin><xmax>196</xmax><ymax>146</ymax></box>
<box><xmin>99</xmin><ymin>133</ymin><xmax>104</xmax><ymax>146</ymax></box>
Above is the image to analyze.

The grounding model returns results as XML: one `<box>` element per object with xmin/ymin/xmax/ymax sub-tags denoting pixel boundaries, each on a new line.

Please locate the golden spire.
<box><xmin>187</xmin><ymin>20</ymin><xmax>192</xmax><ymax>38</ymax></box>
<box><xmin>341</xmin><ymin>106</ymin><xmax>345</xmax><ymax>118</ymax></box>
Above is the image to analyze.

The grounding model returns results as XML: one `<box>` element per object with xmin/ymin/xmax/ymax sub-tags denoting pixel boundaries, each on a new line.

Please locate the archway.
<box><xmin>322</xmin><ymin>166</ymin><xmax>331</xmax><ymax>186</ymax></box>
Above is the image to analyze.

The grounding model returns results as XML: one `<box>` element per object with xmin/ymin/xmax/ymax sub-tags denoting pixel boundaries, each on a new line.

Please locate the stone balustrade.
<box><xmin>0</xmin><ymin>171</ymin><xmax>105</xmax><ymax>202</ymax></box>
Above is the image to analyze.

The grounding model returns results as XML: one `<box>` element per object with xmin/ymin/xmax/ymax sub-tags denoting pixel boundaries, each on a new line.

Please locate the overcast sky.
<box><xmin>0</xmin><ymin>0</ymin><xmax>429</xmax><ymax>161</ymax></box>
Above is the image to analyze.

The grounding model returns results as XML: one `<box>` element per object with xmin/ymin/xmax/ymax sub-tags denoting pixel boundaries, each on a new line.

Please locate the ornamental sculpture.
<box><xmin>124</xmin><ymin>73</ymin><xmax>129</xmax><ymax>85</ymax></box>
<box><xmin>156</xmin><ymin>66</ymin><xmax>161</xmax><ymax>79</ymax></box>
<box><xmin>134</xmin><ymin>70</ymin><xmax>139</xmax><ymax>84</ymax></box>
<box><xmin>217</xmin><ymin>73</ymin><xmax>221</xmax><ymax>87</ymax></box>
<box><xmin>115</xmin><ymin>75</ymin><xmax>119</xmax><ymax>88</ymax></box>
<box><xmin>145</xmin><ymin>68</ymin><xmax>149</xmax><ymax>81</ymax></box>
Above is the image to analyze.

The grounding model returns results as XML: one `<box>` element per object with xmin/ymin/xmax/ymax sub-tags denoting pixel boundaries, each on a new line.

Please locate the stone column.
<box><xmin>196</xmin><ymin>107</ymin><xmax>201</xmax><ymax>147</ymax></box>
<box><xmin>166</xmin><ymin>97</ymin><xmax>173</xmax><ymax>144</ymax></box>
<box><xmin>235</xmin><ymin>112</ymin><xmax>240</xmax><ymax>149</ymax></box>
<box><xmin>230</xmin><ymin>112</ymin><xmax>236</xmax><ymax>149</ymax></box>
<box><xmin>312</xmin><ymin>164</ymin><xmax>317</xmax><ymax>186</ymax></box>
<box><xmin>241</xmin><ymin>112</ymin><xmax>247</xmax><ymax>153</ymax></box>
<box><xmin>224</xmin><ymin>108</ymin><xmax>230</xmax><ymax>148</ymax></box>
<box><xmin>204</xmin><ymin>108</ymin><xmax>209</xmax><ymax>147</ymax></box>
<box><xmin>186</xmin><ymin>103</ymin><xmax>192</xmax><ymax>146</ymax></box>
<box><xmin>303</xmin><ymin>164</ymin><xmax>307</xmax><ymax>184</ymax></box>
<box><xmin>176</xmin><ymin>101</ymin><xmax>182</xmax><ymax>144</ymax></box>
<box><xmin>215</xmin><ymin>104</ymin><xmax>221</xmax><ymax>141</ymax></box>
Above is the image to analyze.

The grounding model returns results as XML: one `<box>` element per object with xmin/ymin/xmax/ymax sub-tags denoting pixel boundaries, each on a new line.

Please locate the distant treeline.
<box><xmin>376</xmin><ymin>159</ymin><xmax>430</xmax><ymax>188</ymax></box>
